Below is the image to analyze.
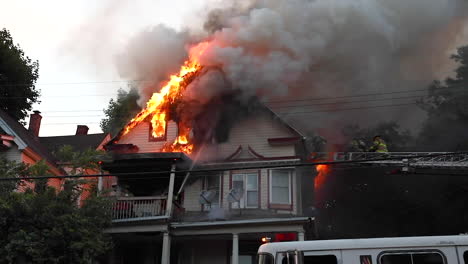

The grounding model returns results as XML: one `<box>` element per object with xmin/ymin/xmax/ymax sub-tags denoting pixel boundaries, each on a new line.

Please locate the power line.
<box><xmin>0</xmin><ymin>152</ymin><xmax>466</xmax><ymax>182</ymax></box>
<box><xmin>277</xmin><ymin>102</ymin><xmax>417</xmax><ymax>115</ymax></box>
<box><xmin>271</xmin><ymin>95</ymin><xmax>422</xmax><ymax>109</ymax></box>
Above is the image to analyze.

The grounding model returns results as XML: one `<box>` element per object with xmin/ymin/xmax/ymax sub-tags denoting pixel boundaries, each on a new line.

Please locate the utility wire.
<box><xmin>1</xmin><ymin>80</ymin><xmax>466</xmax><ymax>101</ymax></box>
<box><xmin>0</xmin><ymin>152</ymin><xmax>466</xmax><ymax>182</ymax></box>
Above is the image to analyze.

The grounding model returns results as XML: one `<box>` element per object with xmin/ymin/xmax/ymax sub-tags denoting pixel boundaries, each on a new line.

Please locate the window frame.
<box><xmin>148</xmin><ymin>121</ymin><xmax>167</xmax><ymax>142</ymax></box>
<box><xmin>269</xmin><ymin>169</ymin><xmax>293</xmax><ymax>210</ymax></box>
<box><xmin>377</xmin><ymin>249</ymin><xmax>447</xmax><ymax>264</ymax></box>
<box><xmin>230</xmin><ymin>171</ymin><xmax>260</xmax><ymax>209</ymax></box>
<box><xmin>201</xmin><ymin>173</ymin><xmax>221</xmax><ymax>211</ymax></box>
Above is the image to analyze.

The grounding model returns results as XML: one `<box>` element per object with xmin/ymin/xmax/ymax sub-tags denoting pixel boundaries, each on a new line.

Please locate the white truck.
<box><xmin>257</xmin><ymin>235</ymin><xmax>468</xmax><ymax>264</ymax></box>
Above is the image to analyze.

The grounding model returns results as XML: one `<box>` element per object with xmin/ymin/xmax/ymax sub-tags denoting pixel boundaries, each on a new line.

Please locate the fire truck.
<box><xmin>257</xmin><ymin>235</ymin><xmax>468</xmax><ymax>264</ymax></box>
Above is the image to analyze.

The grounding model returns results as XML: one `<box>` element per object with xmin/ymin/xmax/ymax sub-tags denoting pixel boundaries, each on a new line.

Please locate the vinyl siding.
<box><xmin>2</xmin><ymin>146</ymin><xmax>21</xmax><ymax>162</ymax></box>
<box><xmin>184</xmin><ymin>178</ymin><xmax>203</xmax><ymax>212</ymax></box>
<box><xmin>217</xmin><ymin>113</ymin><xmax>297</xmax><ymax>159</ymax></box>
<box><xmin>182</xmin><ymin>169</ymin><xmax>299</xmax><ymax>215</ymax></box>
<box><xmin>118</xmin><ymin>121</ymin><xmax>178</xmax><ymax>153</ymax></box>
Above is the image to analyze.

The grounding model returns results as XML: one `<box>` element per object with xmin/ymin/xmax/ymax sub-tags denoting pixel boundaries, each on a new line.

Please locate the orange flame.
<box><xmin>314</xmin><ymin>164</ymin><xmax>329</xmax><ymax>189</ymax></box>
<box><xmin>121</xmin><ymin>59</ymin><xmax>203</xmax><ymax>154</ymax></box>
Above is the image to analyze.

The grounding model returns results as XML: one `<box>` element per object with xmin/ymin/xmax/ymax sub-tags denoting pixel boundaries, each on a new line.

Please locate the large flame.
<box><xmin>122</xmin><ymin>59</ymin><xmax>203</xmax><ymax>154</ymax></box>
<box><xmin>315</xmin><ymin>164</ymin><xmax>330</xmax><ymax>189</ymax></box>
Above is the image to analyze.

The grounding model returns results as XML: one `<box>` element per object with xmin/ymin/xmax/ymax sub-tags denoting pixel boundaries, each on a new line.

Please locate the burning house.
<box><xmin>101</xmin><ymin>50</ymin><xmax>316</xmax><ymax>264</ymax></box>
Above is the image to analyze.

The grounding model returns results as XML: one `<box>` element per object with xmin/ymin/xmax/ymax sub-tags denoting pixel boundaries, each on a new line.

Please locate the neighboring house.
<box><xmin>39</xmin><ymin>124</ymin><xmax>111</xmax><ymax>201</ymax></box>
<box><xmin>0</xmin><ymin>110</ymin><xmax>63</xmax><ymax>188</ymax></box>
<box><xmin>102</xmin><ymin>105</ymin><xmax>315</xmax><ymax>264</ymax></box>
<box><xmin>0</xmin><ymin>109</ymin><xmax>111</xmax><ymax>195</ymax></box>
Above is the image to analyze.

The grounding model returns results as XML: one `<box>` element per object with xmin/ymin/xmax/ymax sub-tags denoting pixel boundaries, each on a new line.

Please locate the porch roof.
<box><xmin>102</xmin><ymin>152</ymin><xmax>192</xmax><ymax>172</ymax></box>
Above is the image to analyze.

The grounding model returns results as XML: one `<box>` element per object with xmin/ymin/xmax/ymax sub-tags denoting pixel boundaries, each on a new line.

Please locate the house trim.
<box><xmin>170</xmin><ymin>217</ymin><xmax>310</xmax><ymax>236</ymax></box>
<box><xmin>267</xmin><ymin>137</ymin><xmax>301</xmax><ymax>146</ymax></box>
<box><xmin>0</xmin><ymin>119</ymin><xmax>27</xmax><ymax>149</ymax></box>
<box><xmin>224</xmin><ymin>145</ymin><xmax>243</xmax><ymax>161</ymax></box>
<box><xmin>171</xmin><ymin>217</ymin><xmax>310</xmax><ymax>228</ymax></box>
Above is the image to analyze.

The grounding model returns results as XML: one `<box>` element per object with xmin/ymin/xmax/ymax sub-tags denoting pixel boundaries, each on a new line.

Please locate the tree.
<box><xmin>100</xmin><ymin>87</ymin><xmax>140</xmax><ymax>136</ymax></box>
<box><xmin>417</xmin><ymin>45</ymin><xmax>468</xmax><ymax>151</ymax></box>
<box><xmin>0</xmin><ymin>154</ymin><xmax>112</xmax><ymax>263</ymax></box>
<box><xmin>0</xmin><ymin>28</ymin><xmax>40</xmax><ymax>122</ymax></box>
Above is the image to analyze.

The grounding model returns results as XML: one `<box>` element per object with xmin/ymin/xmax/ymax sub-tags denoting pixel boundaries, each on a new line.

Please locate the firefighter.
<box><xmin>369</xmin><ymin>135</ymin><xmax>388</xmax><ymax>153</ymax></box>
<box><xmin>348</xmin><ymin>138</ymin><xmax>367</xmax><ymax>152</ymax></box>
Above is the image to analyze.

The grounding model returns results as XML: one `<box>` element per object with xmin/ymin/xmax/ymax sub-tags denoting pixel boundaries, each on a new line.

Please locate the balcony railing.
<box><xmin>111</xmin><ymin>196</ymin><xmax>167</xmax><ymax>222</ymax></box>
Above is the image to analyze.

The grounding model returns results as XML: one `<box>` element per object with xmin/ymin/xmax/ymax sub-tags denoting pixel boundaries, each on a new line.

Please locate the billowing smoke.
<box><xmin>117</xmin><ymin>0</ymin><xmax>468</xmax><ymax>142</ymax></box>
<box><xmin>116</xmin><ymin>25</ymin><xmax>189</xmax><ymax>105</ymax></box>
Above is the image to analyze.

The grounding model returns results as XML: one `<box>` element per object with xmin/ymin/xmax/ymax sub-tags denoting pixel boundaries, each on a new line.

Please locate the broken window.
<box><xmin>148</xmin><ymin>121</ymin><xmax>167</xmax><ymax>141</ymax></box>
<box><xmin>232</xmin><ymin>172</ymin><xmax>259</xmax><ymax>208</ymax></box>
<box><xmin>202</xmin><ymin>174</ymin><xmax>220</xmax><ymax>210</ymax></box>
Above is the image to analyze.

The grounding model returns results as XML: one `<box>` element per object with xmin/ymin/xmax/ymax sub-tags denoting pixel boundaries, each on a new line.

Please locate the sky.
<box><xmin>0</xmin><ymin>0</ymin><xmax>208</xmax><ymax>136</ymax></box>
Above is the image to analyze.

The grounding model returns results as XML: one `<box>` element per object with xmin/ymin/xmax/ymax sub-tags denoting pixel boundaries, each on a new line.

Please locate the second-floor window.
<box><xmin>270</xmin><ymin>169</ymin><xmax>292</xmax><ymax>207</ymax></box>
<box><xmin>232</xmin><ymin>172</ymin><xmax>259</xmax><ymax>208</ymax></box>
<box><xmin>202</xmin><ymin>174</ymin><xmax>220</xmax><ymax>210</ymax></box>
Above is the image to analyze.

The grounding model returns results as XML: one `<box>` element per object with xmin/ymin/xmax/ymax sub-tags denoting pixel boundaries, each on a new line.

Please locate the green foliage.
<box><xmin>0</xmin><ymin>157</ymin><xmax>28</xmax><ymax>195</ymax></box>
<box><xmin>0</xmin><ymin>28</ymin><xmax>40</xmax><ymax>122</ymax></box>
<box><xmin>54</xmin><ymin>145</ymin><xmax>106</xmax><ymax>175</ymax></box>
<box><xmin>342</xmin><ymin>121</ymin><xmax>413</xmax><ymax>151</ymax></box>
<box><xmin>100</xmin><ymin>86</ymin><xmax>140</xmax><ymax>136</ymax></box>
<box><xmin>0</xmin><ymin>182</ymin><xmax>112</xmax><ymax>264</ymax></box>
<box><xmin>0</xmin><ymin>153</ymin><xmax>112</xmax><ymax>263</ymax></box>
<box><xmin>418</xmin><ymin>45</ymin><xmax>468</xmax><ymax>151</ymax></box>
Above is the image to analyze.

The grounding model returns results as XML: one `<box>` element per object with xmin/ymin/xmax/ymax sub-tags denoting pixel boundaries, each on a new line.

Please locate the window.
<box><xmin>270</xmin><ymin>170</ymin><xmax>292</xmax><ymax>206</ymax></box>
<box><xmin>232</xmin><ymin>172</ymin><xmax>259</xmax><ymax>208</ymax></box>
<box><xmin>257</xmin><ymin>254</ymin><xmax>274</xmax><ymax>264</ymax></box>
<box><xmin>304</xmin><ymin>255</ymin><xmax>338</xmax><ymax>264</ymax></box>
<box><xmin>380</xmin><ymin>252</ymin><xmax>444</xmax><ymax>264</ymax></box>
<box><xmin>148</xmin><ymin>121</ymin><xmax>167</xmax><ymax>141</ymax></box>
<box><xmin>202</xmin><ymin>174</ymin><xmax>220</xmax><ymax>210</ymax></box>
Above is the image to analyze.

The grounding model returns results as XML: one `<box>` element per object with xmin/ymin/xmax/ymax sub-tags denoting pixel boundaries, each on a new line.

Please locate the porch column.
<box><xmin>232</xmin><ymin>233</ymin><xmax>239</xmax><ymax>264</ymax></box>
<box><xmin>298</xmin><ymin>232</ymin><xmax>305</xmax><ymax>241</ymax></box>
<box><xmin>161</xmin><ymin>232</ymin><xmax>171</xmax><ymax>264</ymax></box>
<box><xmin>166</xmin><ymin>163</ymin><xmax>176</xmax><ymax>217</ymax></box>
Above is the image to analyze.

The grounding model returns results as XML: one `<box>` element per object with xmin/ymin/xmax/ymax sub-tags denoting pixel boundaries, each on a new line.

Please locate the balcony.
<box><xmin>111</xmin><ymin>196</ymin><xmax>167</xmax><ymax>222</ymax></box>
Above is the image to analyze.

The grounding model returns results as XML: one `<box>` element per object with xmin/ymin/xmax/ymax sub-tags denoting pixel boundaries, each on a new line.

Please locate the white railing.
<box><xmin>111</xmin><ymin>196</ymin><xmax>167</xmax><ymax>221</ymax></box>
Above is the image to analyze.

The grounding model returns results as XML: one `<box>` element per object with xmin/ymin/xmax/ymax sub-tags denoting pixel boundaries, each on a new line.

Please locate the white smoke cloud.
<box><xmin>116</xmin><ymin>25</ymin><xmax>189</xmax><ymax>105</ymax></box>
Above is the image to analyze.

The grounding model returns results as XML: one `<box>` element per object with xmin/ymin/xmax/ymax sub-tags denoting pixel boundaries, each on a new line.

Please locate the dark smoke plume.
<box><xmin>116</xmin><ymin>0</ymin><xmax>468</xmax><ymax>142</ymax></box>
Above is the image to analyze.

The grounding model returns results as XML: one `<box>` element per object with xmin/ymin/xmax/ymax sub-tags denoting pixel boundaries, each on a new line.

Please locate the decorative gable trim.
<box><xmin>0</xmin><ymin>119</ymin><xmax>27</xmax><ymax>150</ymax></box>
<box><xmin>247</xmin><ymin>145</ymin><xmax>266</xmax><ymax>159</ymax></box>
<box><xmin>267</xmin><ymin>137</ymin><xmax>301</xmax><ymax>146</ymax></box>
<box><xmin>224</xmin><ymin>145</ymin><xmax>243</xmax><ymax>161</ymax></box>
<box><xmin>0</xmin><ymin>134</ymin><xmax>14</xmax><ymax>149</ymax></box>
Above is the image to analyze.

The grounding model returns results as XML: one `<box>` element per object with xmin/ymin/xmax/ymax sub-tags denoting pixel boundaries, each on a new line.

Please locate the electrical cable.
<box><xmin>0</xmin><ymin>152</ymin><xmax>466</xmax><ymax>181</ymax></box>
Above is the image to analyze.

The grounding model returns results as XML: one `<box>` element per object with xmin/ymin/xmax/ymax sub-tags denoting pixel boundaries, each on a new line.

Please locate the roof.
<box><xmin>259</xmin><ymin>235</ymin><xmax>468</xmax><ymax>253</ymax></box>
<box><xmin>0</xmin><ymin>109</ymin><xmax>57</xmax><ymax>164</ymax></box>
<box><xmin>108</xmin><ymin>96</ymin><xmax>304</xmax><ymax>145</ymax></box>
<box><xmin>171</xmin><ymin>217</ymin><xmax>311</xmax><ymax>229</ymax></box>
<box><xmin>40</xmin><ymin>133</ymin><xmax>108</xmax><ymax>154</ymax></box>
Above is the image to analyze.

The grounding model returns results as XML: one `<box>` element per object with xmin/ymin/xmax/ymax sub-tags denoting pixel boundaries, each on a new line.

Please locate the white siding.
<box><xmin>260</xmin><ymin>169</ymin><xmax>269</xmax><ymax>210</ymax></box>
<box><xmin>217</xmin><ymin>113</ymin><xmax>297</xmax><ymax>159</ymax></box>
<box><xmin>2</xmin><ymin>145</ymin><xmax>22</xmax><ymax>162</ymax></box>
<box><xmin>118</xmin><ymin>121</ymin><xmax>178</xmax><ymax>153</ymax></box>
<box><xmin>222</xmin><ymin>171</ymin><xmax>230</xmax><ymax>209</ymax></box>
<box><xmin>184</xmin><ymin>178</ymin><xmax>202</xmax><ymax>212</ymax></box>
